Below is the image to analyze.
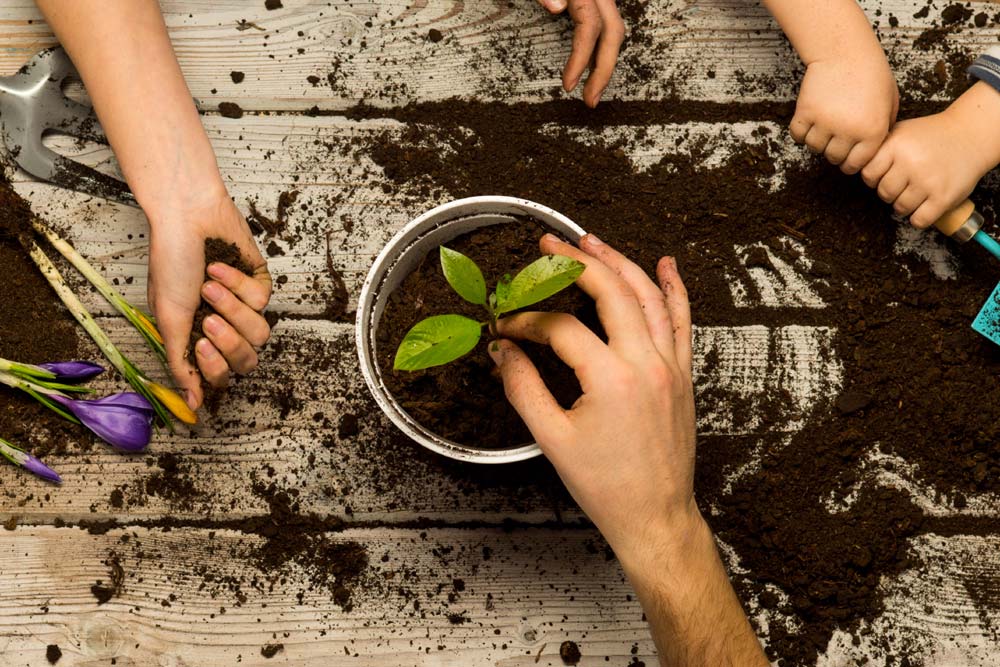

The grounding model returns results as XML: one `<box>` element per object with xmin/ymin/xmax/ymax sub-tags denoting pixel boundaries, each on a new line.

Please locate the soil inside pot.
<box><xmin>376</xmin><ymin>217</ymin><xmax>598</xmax><ymax>450</ymax></box>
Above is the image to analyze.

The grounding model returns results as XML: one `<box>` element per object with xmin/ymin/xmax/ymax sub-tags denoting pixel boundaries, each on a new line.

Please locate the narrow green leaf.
<box><xmin>495</xmin><ymin>255</ymin><xmax>585</xmax><ymax>315</ymax></box>
<box><xmin>440</xmin><ymin>247</ymin><xmax>487</xmax><ymax>305</ymax></box>
<box><xmin>394</xmin><ymin>314</ymin><xmax>483</xmax><ymax>371</ymax></box>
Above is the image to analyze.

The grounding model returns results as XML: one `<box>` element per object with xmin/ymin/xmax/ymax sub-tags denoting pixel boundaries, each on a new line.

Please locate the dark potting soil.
<box><xmin>349</xmin><ymin>97</ymin><xmax>1000</xmax><ymax>664</ymax></box>
<box><xmin>189</xmin><ymin>238</ymin><xmax>255</xmax><ymax>359</ymax></box>
<box><xmin>218</xmin><ymin>102</ymin><xmax>244</xmax><ymax>119</ymax></box>
<box><xmin>560</xmin><ymin>640</ymin><xmax>582</xmax><ymax>665</ymax></box>
<box><xmin>376</xmin><ymin>218</ymin><xmax>597</xmax><ymax>449</ymax></box>
<box><xmin>45</xmin><ymin>644</ymin><xmax>61</xmax><ymax>664</ymax></box>
<box><xmin>0</xmin><ymin>177</ymin><xmax>91</xmax><ymax>458</ymax></box>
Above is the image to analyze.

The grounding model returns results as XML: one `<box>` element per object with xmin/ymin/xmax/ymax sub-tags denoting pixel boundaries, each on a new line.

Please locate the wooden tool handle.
<box><xmin>934</xmin><ymin>199</ymin><xmax>977</xmax><ymax>237</ymax></box>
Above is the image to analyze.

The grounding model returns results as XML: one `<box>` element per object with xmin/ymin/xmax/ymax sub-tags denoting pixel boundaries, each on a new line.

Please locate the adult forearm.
<box><xmin>34</xmin><ymin>0</ymin><xmax>226</xmax><ymax>222</ymax></box>
<box><xmin>764</xmin><ymin>0</ymin><xmax>881</xmax><ymax>65</ymax></box>
<box><xmin>618</xmin><ymin>510</ymin><xmax>768</xmax><ymax>667</ymax></box>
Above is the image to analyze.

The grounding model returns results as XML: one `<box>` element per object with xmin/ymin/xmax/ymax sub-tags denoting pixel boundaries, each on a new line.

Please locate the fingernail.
<box><xmin>546</xmin><ymin>0</ymin><xmax>567</xmax><ymax>10</ymax></box>
<box><xmin>202</xmin><ymin>281</ymin><xmax>224</xmax><ymax>302</ymax></box>
<box><xmin>196</xmin><ymin>338</ymin><xmax>218</xmax><ymax>359</ymax></box>
<box><xmin>207</xmin><ymin>263</ymin><xmax>226</xmax><ymax>280</ymax></box>
<box><xmin>203</xmin><ymin>315</ymin><xmax>223</xmax><ymax>336</ymax></box>
<box><xmin>583</xmin><ymin>234</ymin><xmax>602</xmax><ymax>246</ymax></box>
<box><xmin>183</xmin><ymin>390</ymin><xmax>198</xmax><ymax>411</ymax></box>
<box><xmin>488</xmin><ymin>340</ymin><xmax>504</xmax><ymax>365</ymax></box>
<box><xmin>541</xmin><ymin>233</ymin><xmax>560</xmax><ymax>244</ymax></box>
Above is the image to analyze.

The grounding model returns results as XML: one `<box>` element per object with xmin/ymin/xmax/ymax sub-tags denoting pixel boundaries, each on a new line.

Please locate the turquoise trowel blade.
<box><xmin>972</xmin><ymin>282</ymin><xmax>1000</xmax><ymax>345</ymax></box>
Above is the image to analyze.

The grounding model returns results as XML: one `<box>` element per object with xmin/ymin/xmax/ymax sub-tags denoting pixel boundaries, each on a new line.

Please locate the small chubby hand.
<box><xmin>490</xmin><ymin>233</ymin><xmax>698</xmax><ymax>557</ymax></box>
<box><xmin>148</xmin><ymin>193</ymin><xmax>272</xmax><ymax>410</ymax></box>
<box><xmin>535</xmin><ymin>0</ymin><xmax>625</xmax><ymax>108</ymax></box>
<box><xmin>860</xmin><ymin>82</ymin><xmax>1000</xmax><ymax>229</ymax></box>
<box><xmin>790</xmin><ymin>51</ymin><xmax>899</xmax><ymax>175</ymax></box>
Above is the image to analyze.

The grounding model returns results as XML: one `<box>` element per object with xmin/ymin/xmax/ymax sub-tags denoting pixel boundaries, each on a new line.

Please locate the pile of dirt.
<box><xmin>376</xmin><ymin>217</ymin><xmax>596</xmax><ymax>449</ymax></box>
<box><xmin>347</xmin><ymin>97</ymin><xmax>1000</xmax><ymax>664</ymax></box>
<box><xmin>0</xmin><ymin>177</ymin><xmax>92</xmax><ymax>458</ymax></box>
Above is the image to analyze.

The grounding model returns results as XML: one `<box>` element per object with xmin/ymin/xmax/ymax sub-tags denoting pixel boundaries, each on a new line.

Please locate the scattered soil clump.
<box><xmin>560</xmin><ymin>640</ymin><xmax>582</xmax><ymax>665</ymax></box>
<box><xmin>45</xmin><ymin>645</ymin><xmax>62</xmax><ymax>664</ymax></box>
<box><xmin>218</xmin><ymin>102</ymin><xmax>244</xmax><ymax>119</ymax></box>
<box><xmin>376</xmin><ymin>218</ymin><xmax>596</xmax><ymax>449</ymax></box>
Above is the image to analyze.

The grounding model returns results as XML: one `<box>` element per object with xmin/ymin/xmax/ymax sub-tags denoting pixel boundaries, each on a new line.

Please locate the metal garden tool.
<box><xmin>933</xmin><ymin>199</ymin><xmax>1000</xmax><ymax>344</ymax></box>
<box><xmin>0</xmin><ymin>47</ymin><xmax>136</xmax><ymax>206</ymax></box>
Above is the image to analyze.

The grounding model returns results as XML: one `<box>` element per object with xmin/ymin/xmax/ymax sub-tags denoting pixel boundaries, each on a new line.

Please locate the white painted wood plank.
<box><xmin>0</xmin><ymin>525</ymin><xmax>656</xmax><ymax>666</ymax></box>
<box><xmin>1</xmin><ymin>0</ymin><xmax>998</xmax><ymax>108</ymax></box>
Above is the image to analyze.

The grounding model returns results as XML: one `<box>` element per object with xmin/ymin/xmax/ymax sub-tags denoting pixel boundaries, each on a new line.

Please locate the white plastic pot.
<box><xmin>356</xmin><ymin>196</ymin><xmax>587</xmax><ymax>464</ymax></box>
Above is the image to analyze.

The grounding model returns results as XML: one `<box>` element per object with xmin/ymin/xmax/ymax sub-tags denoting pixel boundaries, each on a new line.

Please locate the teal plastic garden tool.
<box><xmin>933</xmin><ymin>199</ymin><xmax>1000</xmax><ymax>344</ymax></box>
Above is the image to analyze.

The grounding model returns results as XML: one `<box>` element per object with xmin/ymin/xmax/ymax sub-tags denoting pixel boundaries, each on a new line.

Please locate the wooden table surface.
<box><xmin>2</xmin><ymin>1</ymin><xmax>1000</xmax><ymax>665</ymax></box>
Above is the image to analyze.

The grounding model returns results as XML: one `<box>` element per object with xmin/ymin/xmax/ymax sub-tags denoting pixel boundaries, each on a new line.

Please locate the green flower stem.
<box><xmin>30</xmin><ymin>217</ymin><xmax>167</xmax><ymax>364</ymax></box>
<box><xmin>24</xmin><ymin>240</ymin><xmax>174</xmax><ymax>428</ymax></box>
<box><xmin>0</xmin><ymin>358</ymin><xmax>54</xmax><ymax>379</ymax></box>
<box><xmin>0</xmin><ymin>370</ymin><xmax>80</xmax><ymax>423</ymax></box>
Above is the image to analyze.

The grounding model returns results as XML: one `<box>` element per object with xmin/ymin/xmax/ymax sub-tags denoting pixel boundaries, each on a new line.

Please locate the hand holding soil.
<box><xmin>534</xmin><ymin>0</ymin><xmax>624</xmax><ymax>108</ymax></box>
<box><xmin>148</xmin><ymin>196</ymin><xmax>271</xmax><ymax>410</ymax></box>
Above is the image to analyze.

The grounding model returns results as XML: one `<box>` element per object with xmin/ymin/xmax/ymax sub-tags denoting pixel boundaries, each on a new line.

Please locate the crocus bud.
<box><xmin>51</xmin><ymin>392</ymin><xmax>154</xmax><ymax>452</ymax></box>
<box><xmin>37</xmin><ymin>360</ymin><xmax>104</xmax><ymax>383</ymax></box>
<box><xmin>21</xmin><ymin>452</ymin><xmax>62</xmax><ymax>484</ymax></box>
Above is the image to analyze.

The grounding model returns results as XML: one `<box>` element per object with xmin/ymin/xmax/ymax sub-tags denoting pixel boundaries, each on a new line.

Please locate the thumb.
<box><xmin>489</xmin><ymin>339</ymin><xmax>569</xmax><ymax>449</ymax></box>
<box><xmin>536</xmin><ymin>0</ymin><xmax>568</xmax><ymax>13</ymax></box>
<box><xmin>156</xmin><ymin>302</ymin><xmax>203</xmax><ymax>411</ymax></box>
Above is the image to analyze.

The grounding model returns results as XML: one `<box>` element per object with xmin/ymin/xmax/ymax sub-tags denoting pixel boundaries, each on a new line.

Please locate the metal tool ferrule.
<box><xmin>952</xmin><ymin>211</ymin><xmax>985</xmax><ymax>243</ymax></box>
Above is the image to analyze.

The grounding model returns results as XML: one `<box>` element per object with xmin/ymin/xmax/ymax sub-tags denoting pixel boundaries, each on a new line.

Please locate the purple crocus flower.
<box><xmin>0</xmin><ymin>438</ymin><xmax>61</xmax><ymax>484</ymax></box>
<box><xmin>21</xmin><ymin>452</ymin><xmax>62</xmax><ymax>484</ymax></box>
<box><xmin>51</xmin><ymin>392</ymin><xmax>154</xmax><ymax>452</ymax></box>
<box><xmin>37</xmin><ymin>360</ymin><xmax>104</xmax><ymax>383</ymax></box>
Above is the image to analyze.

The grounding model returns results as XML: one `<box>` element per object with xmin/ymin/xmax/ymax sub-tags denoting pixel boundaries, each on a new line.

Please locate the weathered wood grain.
<box><xmin>0</xmin><ymin>525</ymin><xmax>656</xmax><ymax>667</ymax></box>
<box><xmin>1</xmin><ymin>0</ymin><xmax>998</xmax><ymax>109</ymax></box>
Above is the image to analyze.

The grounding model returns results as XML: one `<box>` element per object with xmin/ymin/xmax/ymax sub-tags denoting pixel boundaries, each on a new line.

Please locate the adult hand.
<box><xmin>148</xmin><ymin>189</ymin><xmax>271</xmax><ymax>410</ymax></box>
<box><xmin>535</xmin><ymin>0</ymin><xmax>625</xmax><ymax>108</ymax></box>
<box><xmin>860</xmin><ymin>81</ymin><xmax>1000</xmax><ymax>229</ymax></box>
<box><xmin>490</xmin><ymin>235</ymin><xmax>769</xmax><ymax>665</ymax></box>
<box><xmin>790</xmin><ymin>52</ymin><xmax>899</xmax><ymax>174</ymax></box>
<box><xmin>490</xmin><ymin>233</ymin><xmax>697</xmax><ymax>557</ymax></box>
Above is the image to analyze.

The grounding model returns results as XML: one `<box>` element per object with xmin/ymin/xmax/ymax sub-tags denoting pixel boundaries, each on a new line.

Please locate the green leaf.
<box><xmin>394</xmin><ymin>314</ymin><xmax>483</xmax><ymax>371</ymax></box>
<box><xmin>495</xmin><ymin>255</ymin><xmax>585</xmax><ymax>315</ymax></box>
<box><xmin>440</xmin><ymin>247</ymin><xmax>487</xmax><ymax>305</ymax></box>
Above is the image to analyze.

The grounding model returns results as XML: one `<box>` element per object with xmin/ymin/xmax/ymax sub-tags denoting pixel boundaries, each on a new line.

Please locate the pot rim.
<box><xmin>355</xmin><ymin>196</ymin><xmax>587</xmax><ymax>464</ymax></box>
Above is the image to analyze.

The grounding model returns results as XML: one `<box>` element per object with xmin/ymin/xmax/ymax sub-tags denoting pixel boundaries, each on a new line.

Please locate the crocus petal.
<box><xmin>51</xmin><ymin>394</ymin><xmax>153</xmax><ymax>452</ymax></box>
<box><xmin>90</xmin><ymin>392</ymin><xmax>155</xmax><ymax>413</ymax></box>
<box><xmin>21</xmin><ymin>453</ymin><xmax>62</xmax><ymax>484</ymax></box>
<box><xmin>146</xmin><ymin>381</ymin><xmax>198</xmax><ymax>425</ymax></box>
<box><xmin>38</xmin><ymin>361</ymin><xmax>104</xmax><ymax>383</ymax></box>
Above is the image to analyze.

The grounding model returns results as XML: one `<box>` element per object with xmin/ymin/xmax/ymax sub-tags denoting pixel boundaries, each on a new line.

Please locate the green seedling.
<box><xmin>394</xmin><ymin>246</ymin><xmax>585</xmax><ymax>371</ymax></box>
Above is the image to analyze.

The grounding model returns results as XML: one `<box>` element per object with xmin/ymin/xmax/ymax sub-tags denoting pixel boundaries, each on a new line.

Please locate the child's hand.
<box><xmin>861</xmin><ymin>81</ymin><xmax>1000</xmax><ymax>229</ymax></box>
<box><xmin>535</xmin><ymin>0</ymin><xmax>624</xmax><ymax>108</ymax></box>
<box><xmin>791</xmin><ymin>52</ymin><xmax>899</xmax><ymax>174</ymax></box>
<box><xmin>148</xmin><ymin>190</ymin><xmax>272</xmax><ymax>410</ymax></box>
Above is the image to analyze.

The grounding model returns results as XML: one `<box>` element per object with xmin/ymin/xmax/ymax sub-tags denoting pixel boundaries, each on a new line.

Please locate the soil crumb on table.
<box><xmin>261</xmin><ymin>643</ymin><xmax>284</xmax><ymax>658</ymax></box>
<box><xmin>218</xmin><ymin>101</ymin><xmax>244</xmax><ymax>119</ymax></box>
<box><xmin>560</xmin><ymin>640</ymin><xmax>581</xmax><ymax>665</ymax></box>
<box><xmin>45</xmin><ymin>645</ymin><xmax>62</xmax><ymax>664</ymax></box>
